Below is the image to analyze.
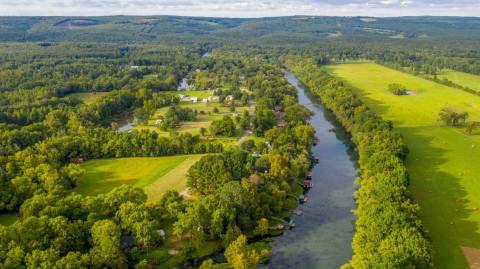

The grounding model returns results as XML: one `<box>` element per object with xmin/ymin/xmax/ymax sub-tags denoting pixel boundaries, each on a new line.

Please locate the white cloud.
<box><xmin>0</xmin><ymin>0</ymin><xmax>478</xmax><ymax>17</ymax></box>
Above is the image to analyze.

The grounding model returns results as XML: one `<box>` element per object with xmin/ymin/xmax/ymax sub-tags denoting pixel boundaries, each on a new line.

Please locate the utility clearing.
<box><xmin>75</xmin><ymin>155</ymin><xmax>203</xmax><ymax>200</ymax></box>
<box><xmin>328</xmin><ymin>62</ymin><xmax>480</xmax><ymax>269</ymax></box>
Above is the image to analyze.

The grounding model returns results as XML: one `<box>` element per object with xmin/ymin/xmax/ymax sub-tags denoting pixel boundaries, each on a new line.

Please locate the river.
<box><xmin>267</xmin><ymin>71</ymin><xmax>357</xmax><ymax>269</ymax></box>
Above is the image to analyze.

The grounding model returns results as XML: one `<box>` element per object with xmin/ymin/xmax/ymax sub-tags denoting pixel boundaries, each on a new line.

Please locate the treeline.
<box><xmin>285</xmin><ymin>58</ymin><xmax>432</xmax><ymax>268</ymax></box>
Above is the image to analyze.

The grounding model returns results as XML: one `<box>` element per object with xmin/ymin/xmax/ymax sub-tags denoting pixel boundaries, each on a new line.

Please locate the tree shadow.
<box><xmin>400</xmin><ymin>126</ymin><xmax>480</xmax><ymax>268</ymax></box>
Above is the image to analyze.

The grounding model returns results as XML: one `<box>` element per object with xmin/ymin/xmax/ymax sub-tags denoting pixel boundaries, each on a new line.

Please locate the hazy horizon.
<box><xmin>0</xmin><ymin>0</ymin><xmax>479</xmax><ymax>18</ymax></box>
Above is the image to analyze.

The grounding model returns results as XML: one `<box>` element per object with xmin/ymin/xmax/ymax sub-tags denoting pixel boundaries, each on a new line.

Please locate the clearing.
<box><xmin>75</xmin><ymin>155</ymin><xmax>203</xmax><ymax>200</ymax></box>
<box><xmin>437</xmin><ymin>69</ymin><xmax>480</xmax><ymax>93</ymax></box>
<box><xmin>68</xmin><ymin>92</ymin><xmax>109</xmax><ymax>104</ymax></box>
<box><xmin>327</xmin><ymin>63</ymin><xmax>480</xmax><ymax>269</ymax></box>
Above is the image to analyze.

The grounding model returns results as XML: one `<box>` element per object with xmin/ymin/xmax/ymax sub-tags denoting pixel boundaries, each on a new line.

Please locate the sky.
<box><xmin>0</xmin><ymin>0</ymin><xmax>479</xmax><ymax>17</ymax></box>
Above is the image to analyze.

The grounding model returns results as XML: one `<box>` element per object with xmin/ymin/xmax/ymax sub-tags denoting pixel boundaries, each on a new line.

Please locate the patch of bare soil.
<box><xmin>462</xmin><ymin>246</ymin><xmax>480</xmax><ymax>269</ymax></box>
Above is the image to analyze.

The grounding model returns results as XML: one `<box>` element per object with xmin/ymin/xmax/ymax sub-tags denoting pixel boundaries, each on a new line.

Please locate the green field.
<box><xmin>437</xmin><ymin>69</ymin><xmax>480</xmax><ymax>92</ymax></box>
<box><xmin>75</xmin><ymin>155</ymin><xmax>203</xmax><ymax>200</ymax></box>
<box><xmin>328</xmin><ymin>63</ymin><xmax>480</xmax><ymax>269</ymax></box>
<box><xmin>67</xmin><ymin>92</ymin><xmax>109</xmax><ymax>104</ymax></box>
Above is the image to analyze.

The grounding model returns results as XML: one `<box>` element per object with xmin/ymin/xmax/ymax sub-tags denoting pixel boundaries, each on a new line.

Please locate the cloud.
<box><xmin>0</xmin><ymin>0</ymin><xmax>478</xmax><ymax>17</ymax></box>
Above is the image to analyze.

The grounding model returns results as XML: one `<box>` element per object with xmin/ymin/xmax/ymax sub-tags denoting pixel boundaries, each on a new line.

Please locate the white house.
<box><xmin>155</xmin><ymin>119</ymin><xmax>162</xmax><ymax>125</ymax></box>
<box><xmin>191</xmin><ymin>97</ymin><xmax>198</xmax><ymax>103</ymax></box>
<box><xmin>202</xmin><ymin>98</ymin><xmax>209</xmax><ymax>103</ymax></box>
<box><xmin>226</xmin><ymin>95</ymin><xmax>234</xmax><ymax>101</ymax></box>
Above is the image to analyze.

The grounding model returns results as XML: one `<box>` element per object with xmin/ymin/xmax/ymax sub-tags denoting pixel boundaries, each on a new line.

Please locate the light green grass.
<box><xmin>68</xmin><ymin>92</ymin><xmax>109</xmax><ymax>104</ymax></box>
<box><xmin>0</xmin><ymin>214</ymin><xmax>18</xmax><ymax>226</ymax></box>
<box><xmin>75</xmin><ymin>155</ymin><xmax>203</xmax><ymax>200</ymax></box>
<box><xmin>328</xmin><ymin>63</ymin><xmax>480</xmax><ymax>269</ymax></box>
<box><xmin>437</xmin><ymin>69</ymin><xmax>480</xmax><ymax>92</ymax></box>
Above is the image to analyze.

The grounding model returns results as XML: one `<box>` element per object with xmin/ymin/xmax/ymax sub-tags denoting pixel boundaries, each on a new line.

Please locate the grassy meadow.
<box><xmin>327</xmin><ymin>63</ymin><xmax>480</xmax><ymax>269</ymax></box>
<box><xmin>75</xmin><ymin>155</ymin><xmax>203</xmax><ymax>200</ymax></box>
<box><xmin>67</xmin><ymin>92</ymin><xmax>109</xmax><ymax>104</ymax></box>
<box><xmin>437</xmin><ymin>69</ymin><xmax>480</xmax><ymax>92</ymax></box>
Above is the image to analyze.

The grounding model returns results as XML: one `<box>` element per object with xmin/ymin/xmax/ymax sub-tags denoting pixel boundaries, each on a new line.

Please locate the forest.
<box><xmin>1</xmin><ymin>15</ymin><xmax>480</xmax><ymax>269</ymax></box>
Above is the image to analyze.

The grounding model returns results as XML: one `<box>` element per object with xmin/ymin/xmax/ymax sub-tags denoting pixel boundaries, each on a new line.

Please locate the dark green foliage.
<box><xmin>209</xmin><ymin>115</ymin><xmax>236</xmax><ymax>137</ymax></box>
<box><xmin>388</xmin><ymin>83</ymin><xmax>408</xmax><ymax>95</ymax></box>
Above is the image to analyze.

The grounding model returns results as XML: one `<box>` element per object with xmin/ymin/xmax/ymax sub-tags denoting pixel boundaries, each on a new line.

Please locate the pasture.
<box><xmin>437</xmin><ymin>69</ymin><xmax>480</xmax><ymax>92</ymax></box>
<box><xmin>75</xmin><ymin>155</ymin><xmax>203</xmax><ymax>200</ymax></box>
<box><xmin>328</xmin><ymin>63</ymin><xmax>480</xmax><ymax>269</ymax></box>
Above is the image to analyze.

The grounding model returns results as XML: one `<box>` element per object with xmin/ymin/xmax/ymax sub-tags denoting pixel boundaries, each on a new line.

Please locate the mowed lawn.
<box><xmin>437</xmin><ymin>69</ymin><xmax>480</xmax><ymax>93</ymax></box>
<box><xmin>75</xmin><ymin>155</ymin><xmax>203</xmax><ymax>200</ymax></box>
<box><xmin>328</xmin><ymin>63</ymin><xmax>480</xmax><ymax>269</ymax></box>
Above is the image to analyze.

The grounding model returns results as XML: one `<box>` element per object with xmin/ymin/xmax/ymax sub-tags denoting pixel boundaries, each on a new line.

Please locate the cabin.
<box><xmin>120</xmin><ymin>236</ymin><xmax>135</xmax><ymax>249</ymax></box>
<box><xmin>157</xmin><ymin>229</ymin><xmax>166</xmax><ymax>240</ymax></box>
<box><xmin>274</xmin><ymin>106</ymin><xmax>284</xmax><ymax>112</ymax></box>
<box><xmin>71</xmin><ymin>157</ymin><xmax>84</xmax><ymax>164</ymax></box>
<box><xmin>252</xmin><ymin>152</ymin><xmax>262</xmax><ymax>158</ymax></box>
<box><xmin>303</xmin><ymin>180</ymin><xmax>314</xmax><ymax>189</ymax></box>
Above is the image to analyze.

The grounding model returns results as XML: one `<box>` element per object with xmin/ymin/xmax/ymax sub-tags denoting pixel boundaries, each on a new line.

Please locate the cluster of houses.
<box><xmin>178</xmin><ymin>93</ymin><xmax>220</xmax><ymax>103</ymax></box>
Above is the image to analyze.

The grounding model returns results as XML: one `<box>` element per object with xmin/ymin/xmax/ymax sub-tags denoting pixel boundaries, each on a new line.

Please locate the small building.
<box><xmin>277</xmin><ymin>120</ymin><xmax>286</xmax><ymax>128</ymax></box>
<box><xmin>120</xmin><ymin>236</ymin><xmax>135</xmax><ymax>249</ymax></box>
<box><xmin>155</xmin><ymin>119</ymin><xmax>163</xmax><ymax>125</ymax></box>
<box><xmin>191</xmin><ymin>97</ymin><xmax>198</xmax><ymax>103</ymax></box>
<box><xmin>202</xmin><ymin>98</ymin><xmax>209</xmax><ymax>103</ymax></box>
<box><xmin>252</xmin><ymin>152</ymin><xmax>262</xmax><ymax>158</ymax></box>
<box><xmin>274</xmin><ymin>106</ymin><xmax>284</xmax><ymax>112</ymax></box>
<box><xmin>303</xmin><ymin>180</ymin><xmax>314</xmax><ymax>189</ymax></box>
<box><xmin>231</xmin><ymin>112</ymin><xmax>240</xmax><ymax>117</ymax></box>
<box><xmin>71</xmin><ymin>157</ymin><xmax>84</xmax><ymax>164</ymax></box>
<box><xmin>179</xmin><ymin>94</ymin><xmax>187</xmax><ymax>99</ymax></box>
<box><xmin>306</xmin><ymin>172</ymin><xmax>313</xmax><ymax>180</ymax></box>
<box><xmin>226</xmin><ymin>95</ymin><xmax>234</xmax><ymax>101</ymax></box>
<box><xmin>157</xmin><ymin>229</ymin><xmax>166</xmax><ymax>239</ymax></box>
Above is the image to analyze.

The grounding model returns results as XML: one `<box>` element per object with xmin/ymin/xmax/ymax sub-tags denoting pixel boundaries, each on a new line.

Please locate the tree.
<box><xmin>199</xmin><ymin>259</ymin><xmax>215</xmax><ymax>269</ymax></box>
<box><xmin>90</xmin><ymin>220</ymin><xmax>127</xmax><ymax>269</ymax></box>
<box><xmin>224</xmin><ymin>235</ymin><xmax>259</xmax><ymax>269</ymax></box>
<box><xmin>252</xmin><ymin>107</ymin><xmax>276</xmax><ymax>136</ymax></box>
<box><xmin>465</xmin><ymin>121</ymin><xmax>477</xmax><ymax>135</ymax></box>
<box><xmin>388</xmin><ymin>83</ymin><xmax>407</xmax><ymax>95</ymax></box>
<box><xmin>254</xmin><ymin>218</ymin><xmax>269</xmax><ymax>236</ymax></box>
<box><xmin>209</xmin><ymin>116</ymin><xmax>236</xmax><ymax>137</ymax></box>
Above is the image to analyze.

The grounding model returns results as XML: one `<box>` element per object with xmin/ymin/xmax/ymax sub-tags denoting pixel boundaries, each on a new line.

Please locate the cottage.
<box><xmin>71</xmin><ymin>157</ymin><xmax>84</xmax><ymax>164</ymax></box>
<box><xmin>303</xmin><ymin>180</ymin><xmax>314</xmax><ymax>189</ymax></box>
<box><xmin>252</xmin><ymin>152</ymin><xmax>262</xmax><ymax>158</ymax></box>
<box><xmin>120</xmin><ymin>236</ymin><xmax>135</xmax><ymax>249</ymax></box>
